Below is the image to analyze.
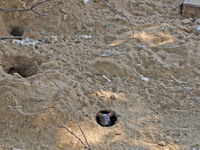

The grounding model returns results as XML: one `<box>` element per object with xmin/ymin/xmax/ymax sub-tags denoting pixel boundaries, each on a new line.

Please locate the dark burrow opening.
<box><xmin>10</xmin><ymin>26</ymin><xmax>24</xmax><ymax>37</ymax></box>
<box><xmin>7</xmin><ymin>66</ymin><xmax>36</xmax><ymax>78</ymax></box>
<box><xmin>96</xmin><ymin>110</ymin><xmax>117</xmax><ymax>127</ymax></box>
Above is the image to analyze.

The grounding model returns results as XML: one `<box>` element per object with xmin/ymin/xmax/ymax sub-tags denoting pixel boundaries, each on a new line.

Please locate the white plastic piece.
<box><xmin>102</xmin><ymin>75</ymin><xmax>112</xmax><ymax>83</ymax></box>
<box><xmin>12</xmin><ymin>38</ymin><xmax>38</xmax><ymax>46</ymax></box>
<box><xmin>82</xmin><ymin>35</ymin><xmax>92</xmax><ymax>39</ymax></box>
<box><xmin>83</xmin><ymin>0</ymin><xmax>89</xmax><ymax>4</ymax></box>
<box><xmin>197</xmin><ymin>26</ymin><xmax>200</xmax><ymax>32</ymax></box>
<box><xmin>141</xmin><ymin>75</ymin><xmax>149</xmax><ymax>82</ymax></box>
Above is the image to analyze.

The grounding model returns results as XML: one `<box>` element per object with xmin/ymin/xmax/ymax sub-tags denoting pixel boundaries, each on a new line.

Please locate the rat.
<box><xmin>97</xmin><ymin>112</ymin><xmax>113</xmax><ymax>127</ymax></box>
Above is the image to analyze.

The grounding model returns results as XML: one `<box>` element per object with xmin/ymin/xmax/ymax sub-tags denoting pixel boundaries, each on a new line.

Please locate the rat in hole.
<box><xmin>97</xmin><ymin>111</ymin><xmax>113</xmax><ymax>127</ymax></box>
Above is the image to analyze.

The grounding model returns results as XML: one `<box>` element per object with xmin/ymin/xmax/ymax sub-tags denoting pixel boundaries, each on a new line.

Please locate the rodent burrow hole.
<box><xmin>2</xmin><ymin>55</ymin><xmax>41</xmax><ymax>78</ymax></box>
<box><xmin>9</xmin><ymin>26</ymin><xmax>24</xmax><ymax>38</ymax></box>
<box><xmin>96</xmin><ymin>110</ymin><xmax>117</xmax><ymax>127</ymax></box>
<box><xmin>7</xmin><ymin>66</ymin><xmax>35</xmax><ymax>77</ymax></box>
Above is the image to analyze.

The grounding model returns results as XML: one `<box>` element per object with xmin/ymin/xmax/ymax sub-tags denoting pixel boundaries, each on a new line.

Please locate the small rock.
<box><xmin>101</xmin><ymin>50</ymin><xmax>112</xmax><ymax>57</ymax></box>
<box><xmin>50</xmin><ymin>35</ymin><xmax>58</xmax><ymax>43</ymax></box>
<box><xmin>64</xmin><ymin>14</ymin><xmax>67</xmax><ymax>20</ymax></box>
<box><xmin>85</xmin><ymin>72</ymin><xmax>93</xmax><ymax>77</ymax></box>
<box><xmin>14</xmin><ymin>73</ymin><xmax>22</xmax><ymax>78</ymax></box>
<box><xmin>110</xmin><ymin>93</ymin><xmax>117</xmax><ymax>100</ymax></box>
<box><xmin>15</xmin><ymin>105</ymin><xmax>22</xmax><ymax>109</ymax></box>
<box><xmin>60</xmin><ymin>7</ymin><xmax>67</xmax><ymax>14</ymax></box>
<box><xmin>181</xmin><ymin>19</ymin><xmax>191</xmax><ymax>25</ymax></box>
<box><xmin>158</xmin><ymin>141</ymin><xmax>166</xmax><ymax>147</ymax></box>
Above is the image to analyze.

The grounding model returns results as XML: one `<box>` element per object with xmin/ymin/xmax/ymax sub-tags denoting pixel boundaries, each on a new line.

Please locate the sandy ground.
<box><xmin>0</xmin><ymin>0</ymin><xmax>200</xmax><ymax>150</ymax></box>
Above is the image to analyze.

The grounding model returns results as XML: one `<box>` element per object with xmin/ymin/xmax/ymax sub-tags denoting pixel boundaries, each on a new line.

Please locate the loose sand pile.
<box><xmin>0</xmin><ymin>0</ymin><xmax>200</xmax><ymax>150</ymax></box>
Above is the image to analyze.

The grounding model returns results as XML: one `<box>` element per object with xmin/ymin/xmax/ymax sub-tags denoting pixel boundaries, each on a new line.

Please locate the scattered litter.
<box><xmin>41</xmin><ymin>31</ymin><xmax>45</xmax><ymax>35</ymax></box>
<box><xmin>97</xmin><ymin>8</ymin><xmax>109</xmax><ymax>13</ymax></box>
<box><xmin>63</xmin><ymin>14</ymin><xmax>67</xmax><ymax>20</ymax></box>
<box><xmin>102</xmin><ymin>75</ymin><xmax>112</xmax><ymax>83</ymax></box>
<box><xmin>83</xmin><ymin>0</ymin><xmax>89</xmax><ymax>4</ymax></box>
<box><xmin>101</xmin><ymin>50</ymin><xmax>121</xmax><ymax>57</ymax></box>
<box><xmin>158</xmin><ymin>141</ymin><xmax>166</xmax><ymax>147</ymax></box>
<box><xmin>42</xmin><ymin>37</ymin><xmax>48</xmax><ymax>43</ymax></box>
<box><xmin>187</xmin><ymin>87</ymin><xmax>193</xmax><ymax>91</ymax></box>
<box><xmin>101</xmin><ymin>50</ymin><xmax>112</xmax><ymax>57</ymax></box>
<box><xmin>105</xmin><ymin>24</ymin><xmax>109</xmax><ymax>27</ymax></box>
<box><xmin>12</xmin><ymin>148</ymin><xmax>21</xmax><ymax>150</ymax></box>
<box><xmin>192</xmin><ymin>148</ymin><xmax>197</xmax><ymax>150</ymax></box>
<box><xmin>190</xmin><ymin>17</ymin><xmax>196</xmax><ymax>22</ymax></box>
<box><xmin>130</xmin><ymin>78</ymin><xmax>135</xmax><ymax>82</ymax></box>
<box><xmin>138</xmin><ymin>45</ymin><xmax>147</xmax><ymax>48</ymax></box>
<box><xmin>15</xmin><ymin>105</ymin><xmax>22</xmax><ymax>109</ymax></box>
<box><xmin>160</xmin><ymin>26</ymin><xmax>165</xmax><ymax>30</ymax></box>
<box><xmin>12</xmin><ymin>38</ymin><xmax>38</xmax><ymax>46</ymax></box>
<box><xmin>141</xmin><ymin>75</ymin><xmax>149</xmax><ymax>82</ymax></box>
<box><xmin>81</xmin><ymin>35</ymin><xmax>92</xmax><ymax>39</ymax></box>
<box><xmin>60</xmin><ymin>8</ymin><xmax>67</xmax><ymax>14</ymax></box>
<box><xmin>50</xmin><ymin>35</ymin><xmax>58</xmax><ymax>43</ymax></box>
<box><xmin>58</xmin><ymin>144</ymin><xmax>63</xmax><ymax>149</ymax></box>
<box><xmin>197</xmin><ymin>26</ymin><xmax>200</xmax><ymax>33</ymax></box>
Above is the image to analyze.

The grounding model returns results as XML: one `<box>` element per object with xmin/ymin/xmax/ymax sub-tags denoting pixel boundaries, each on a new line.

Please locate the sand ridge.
<box><xmin>0</xmin><ymin>0</ymin><xmax>200</xmax><ymax>150</ymax></box>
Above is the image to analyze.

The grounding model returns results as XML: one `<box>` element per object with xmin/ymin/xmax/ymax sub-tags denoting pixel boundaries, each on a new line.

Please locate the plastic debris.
<box><xmin>42</xmin><ymin>37</ymin><xmax>48</xmax><ymax>43</ymax></box>
<box><xmin>102</xmin><ymin>75</ymin><xmax>112</xmax><ymax>83</ymax></box>
<box><xmin>105</xmin><ymin>24</ymin><xmax>109</xmax><ymax>27</ymax></box>
<box><xmin>101</xmin><ymin>50</ymin><xmax>112</xmax><ymax>57</ymax></box>
<box><xmin>141</xmin><ymin>75</ymin><xmax>149</xmax><ymax>82</ymax></box>
<box><xmin>82</xmin><ymin>35</ymin><xmax>92</xmax><ymax>39</ymax></box>
<box><xmin>58</xmin><ymin>144</ymin><xmax>63</xmax><ymax>149</ymax></box>
<box><xmin>101</xmin><ymin>50</ymin><xmax>120</xmax><ymax>57</ymax></box>
<box><xmin>15</xmin><ymin>105</ymin><xmax>22</xmax><ymax>109</ymax></box>
<box><xmin>50</xmin><ymin>35</ymin><xmax>57</xmax><ymax>43</ymax></box>
<box><xmin>160</xmin><ymin>26</ymin><xmax>165</xmax><ymax>30</ymax></box>
<box><xmin>12</xmin><ymin>38</ymin><xmax>38</xmax><ymax>46</ymax></box>
<box><xmin>190</xmin><ymin>17</ymin><xmax>196</xmax><ymax>22</ymax></box>
<box><xmin>61</xmin><ymin>8</ymin><xmax>67</xmax><ymax>14</ymax></box>
<box><xmin>138</xmin><ymin>45</ymin><xmax>147</xmax><ymax>48</ymax></box>
<box><xmin>83</xmin><ymin>0</ymin><xmax>89</xmax><ymax>4</ymax></box>
<box><xmin>41</xmin><ymin>31</ymin><xmax>45</xmax><ymax>35</ymax></box>
<box><xmin>197</xmin><ymin>26</ymin><xmax>200</xmax><ymax>33</ymax></box>
<box><xmin>12</xmin><ymin>148</ymin><xmax>21</xmax><ymax>150</ymax></box>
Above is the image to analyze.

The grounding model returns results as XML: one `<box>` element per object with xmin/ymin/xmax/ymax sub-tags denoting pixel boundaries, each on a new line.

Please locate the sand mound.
<box><xmin>0</xmin><ymin>0</ymin><xmax>200</xmax><ymax>150</ymax></box>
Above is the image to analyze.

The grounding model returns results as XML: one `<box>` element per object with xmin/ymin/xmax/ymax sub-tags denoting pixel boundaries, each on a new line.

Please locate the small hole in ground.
<box><xmin>96</xmin><ymin>110</ymin><xmax>117</xmax><ymax>127</ymax></box>
<box><xmin>7</xmin><ymin>67</ymin><xmax>36</xmax><ymax>78</ymax></box>
<box><xmin>10</xmin><ymin>26</ymin><xmax>24</xmax><ymax>37</ymax></box>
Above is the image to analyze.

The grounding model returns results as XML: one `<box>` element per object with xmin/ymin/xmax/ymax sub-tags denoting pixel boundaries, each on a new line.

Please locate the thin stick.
<box><xmin>171</xmin><ymin>76</ymin><xmax>200</xmax><ymax>103</ymax></box>
<box><xmin>101</xmin><ymin>0</ymin><xmax>134</xmax><ymax>38</ymax></box>
<box><xmin>0</xmin><ymin>36</ymin><xmax>22</xmax><ymax>40</ymax></box>
<box><xmin>0</xmin><ymin>0</ymin><xmax>49</xmax><ymax>16</ymax></box>
<box><xmin>50</xmin><ymin>109</ymin><xmax>88</xmax><ymax>149</ymax></box>
<box><xmin>34</xmin><ymin>61</ymin><xmax>91</xmax><ymax>150</ymax></box>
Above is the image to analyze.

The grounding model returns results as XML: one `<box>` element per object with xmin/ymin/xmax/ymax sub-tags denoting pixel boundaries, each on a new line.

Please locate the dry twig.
<box><xmin>35</xmin><ymin>61</ymin><xmax>91</xmax><ymax>150</ymax></box>
<box><xmin>0</xmin><ymin>36</ymin><xmax>22</xmax><ymax>40</ymax></box>
<box><xmin>0</xmin><ymin>0</ymin><xmax>49</xmax><ymax>16</ymax></box>
<box><xmin>101</xmin><ymin>0</ymin><xmax>134</xmax><ymax>38</ymax></box>
<box><xmin>171</xmin><ymin>76</ymin><xmax>200</xmax><ymax>103</ymax></box>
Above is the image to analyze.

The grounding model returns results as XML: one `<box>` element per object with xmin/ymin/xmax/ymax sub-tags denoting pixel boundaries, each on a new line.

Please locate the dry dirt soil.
<box><xmin>0</xmin><ymin>0</ymin><xmax>200</xmax><ymax>150</ymax></box>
